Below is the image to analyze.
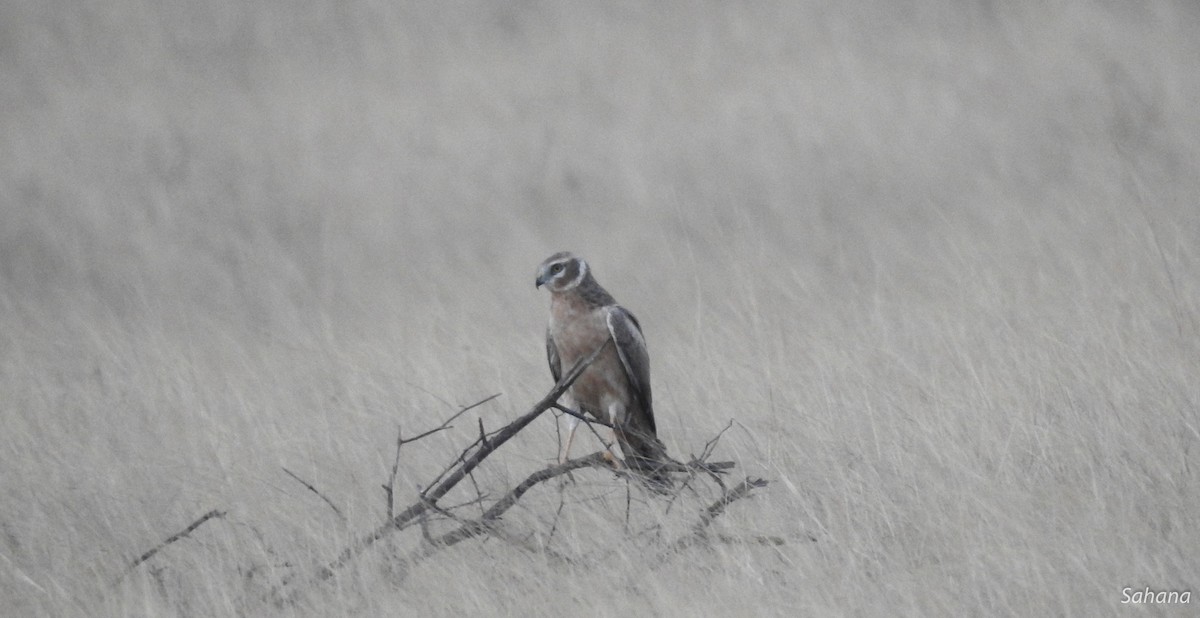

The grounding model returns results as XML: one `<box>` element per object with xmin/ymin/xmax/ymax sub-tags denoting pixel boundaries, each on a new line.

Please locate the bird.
<box><xmin>535</xmin><ymin>251</ymin><xmax>671</xmax><ymax>489</ymax></box>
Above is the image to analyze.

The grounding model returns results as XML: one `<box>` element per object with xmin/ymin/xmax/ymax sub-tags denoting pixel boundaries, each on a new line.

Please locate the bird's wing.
<box><xmin>546</xmin><ymin>326</ymin><xmax>562</xmax><ymax>384</ymax></box>
<box><xmin>605</xmin><ymin>306</ymin><xmax>654</xmax><ymax>432</ymax></box>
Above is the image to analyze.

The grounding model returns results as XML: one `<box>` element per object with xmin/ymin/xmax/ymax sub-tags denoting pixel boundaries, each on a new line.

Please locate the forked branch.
<box><xmin>308</xmin><ymin>340</ymin><xmax>612</xmax><ymax>583</ymax></box>
<box><xmin>431</xmin><ymin>451</ymin><xmax>610</xmax><ymax>549</ymax></box>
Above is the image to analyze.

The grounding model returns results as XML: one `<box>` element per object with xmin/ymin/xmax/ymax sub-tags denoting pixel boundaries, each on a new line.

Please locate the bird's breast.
<box><xmin>548</xmin><ymin>299</ymin><xmax>630</xmax><ymax>420</ymax></box>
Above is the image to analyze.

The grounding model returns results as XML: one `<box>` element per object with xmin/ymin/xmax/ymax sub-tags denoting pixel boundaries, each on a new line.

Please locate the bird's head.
<box><xmin>535</xmin><ymin>252</ymin><xmax>589</xmax><ymax>293</ymax></box>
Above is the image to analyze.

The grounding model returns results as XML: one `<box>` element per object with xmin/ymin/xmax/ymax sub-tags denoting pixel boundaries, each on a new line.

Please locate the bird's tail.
<box><xmin>617</xmin><ymin>428</ymin><xmax>673</xmax><ymax>493</ymax></box>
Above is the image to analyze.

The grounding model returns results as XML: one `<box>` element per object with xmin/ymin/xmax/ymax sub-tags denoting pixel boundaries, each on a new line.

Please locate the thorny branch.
<box><xmin>430</xmin><ymin>452</ymin><xmax>610</xmax><ymax>549</ymax></box>
<box><xmin>127</xmin><ymin>331</ymin><xmax>775</xmax><ymax>612</ymax></box>
<box><xmin>307</xmin><ymin>340</ymin><xmax>612</xmax><ymax>583</ymax></box>
<box><xmin>258</xmin><ymin>340</ymin><xmax>768</xmax><ymax>605</ymax></box>
<box><xmin>385</xmin><ymin>393</ymin><xmax>503</xmax><ymax>517</ymax></box>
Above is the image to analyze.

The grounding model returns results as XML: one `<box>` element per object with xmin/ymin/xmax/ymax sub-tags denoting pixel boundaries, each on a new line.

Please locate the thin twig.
<box><xmin>694</xmin><ymin>477</ymin><xmax>768</xmax><ymax>534</ymax></box>
<box><xmin>420</xmin><ymin>439</ymin><xmax>483</xmax><ymax>500</ymax></box>
<box><xmin>385</xmin><ymin>425</ymin><xmax>403</xmax><ymax>519</ymax></box>
<box><xmin>552</xmin><ymin>403</ymin><xmax>615</xmax><ymax>429</ymax></box>
<box><xmin>306</xmin><ymin>340</ymin><xmax>610</xmax><ymax>584</ymax></box>
<box><xmin>418</xmin><ymin>510</ymin><xmax>434</xmax><ymax>545</ymax></box>
<box><xmin>283</xmin><ymin>468</ymin><xmax>346</xmax><ymax>522</ymax></box>
<box><xmin>710</xmin><ymin>533</ymin><xmax>793</xmax><ymax>546</ymax></box>
<box><xmin>661</xmin><ymin>478</ymin><xmax>768</xmax><ymax>556</ymax></box>
<box><xmin>404</xmin><ymin>392</ymin><xmax>503</xmax><ymax>447</ymax></box>
<box><xmin>547</xmin><ymin>489</ymin><xmax>567</xmax><ymax>545</ymax></box>
<box><xmin>440</xmin><ymin>493</ymin><xmax>492</xmax><ymax>513</ymax></box>
<box><xmin>573</xmin><ymin>407</ymin><xmax>622</xmax><ymax>463</ymax></box>
<box><xmin>467</xmin><ymin>471</ymin><xmax>486</xmax><ymax>518</ymax></box>
<box><xmin>413</xmin><ymin>496</ymin><xmax>576</xmax><ymax>567</ymax></box>
<box><xmin>125</xmin><ymin>510</ymin><xmax>226</xmax><ymax>575</ymax></box>
<box><xmin>432</xmin><ymin>452</ymin><xmax>609</xmax><ymax>549</ymax></box>
<box><xmin>699</xmin><ymin>419</ymin><xmax>734</xmax><ymax>462</ymax></box>
<box><xmin>402</xmin><ymin>393</ymin><xmax>502</xmax><ymax>503</ymax></box>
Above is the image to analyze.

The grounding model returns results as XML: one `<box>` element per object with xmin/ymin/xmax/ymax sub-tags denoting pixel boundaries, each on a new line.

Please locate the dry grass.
<box><xmin>2</xmin><ymin>1</ymin><xmax>1198</xmax><ymax>615</ymax></box>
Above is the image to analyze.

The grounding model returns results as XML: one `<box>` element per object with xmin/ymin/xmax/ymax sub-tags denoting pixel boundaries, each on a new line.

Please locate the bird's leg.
<box><xmin>603</xmin><ymin>403</ymin><xmax>626</xmax><ymax>469</ymax></box>
<box><xmin>603</xmin><ymin>429</ymin><xmax>625</xmax><ymax>469</ymax></box>
<box><xmin>558</xmin><ymin>414</ymin><xmax>580</xmax><ymax>465</ymax></box>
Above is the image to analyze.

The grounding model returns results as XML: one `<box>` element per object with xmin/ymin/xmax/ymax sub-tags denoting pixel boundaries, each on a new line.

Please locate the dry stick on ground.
<box><xmin>122</xmin><ymin>509</ymin><xmax>226</xmax><ymax>579</ymax></box>
<box><xmin>282</xmin><ymin>468</ymin><xmax>346</xmax><ymax>522</ymax></box>
<box><xmin>303</xmin><ymin>340</ymin><xmax>612</xmax><ymax>585</ymax></box>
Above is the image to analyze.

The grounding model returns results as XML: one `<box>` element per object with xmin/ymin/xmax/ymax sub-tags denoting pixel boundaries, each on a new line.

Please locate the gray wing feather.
<box><xmin>546</xmin><ymin>327</ymin><xmax>562</xmax><ymax>384</ymax></box>
<box><xmin>606</xmin><ymin>306</ymin><xmax>654</xmax><ymax>432</ymax></box>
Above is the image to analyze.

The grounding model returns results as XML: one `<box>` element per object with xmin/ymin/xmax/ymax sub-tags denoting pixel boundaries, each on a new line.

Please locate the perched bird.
<box><xmin>535</xmin><ymin>251</ymin><xmax>670</xmax><ymax>489</ymax></box>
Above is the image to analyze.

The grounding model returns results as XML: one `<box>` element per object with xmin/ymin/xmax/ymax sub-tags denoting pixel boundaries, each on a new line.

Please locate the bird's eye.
<box><xmin>551</xmin><ymin>263</ymin><xmax>564</xmax><ymax>274</ymax></box>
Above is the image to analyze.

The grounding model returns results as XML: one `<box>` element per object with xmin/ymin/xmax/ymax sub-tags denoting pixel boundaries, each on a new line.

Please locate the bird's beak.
<box><xmin>535</xmin><ymin>272</ymin><xmax>547</xmax><ymax>289</ymax></box>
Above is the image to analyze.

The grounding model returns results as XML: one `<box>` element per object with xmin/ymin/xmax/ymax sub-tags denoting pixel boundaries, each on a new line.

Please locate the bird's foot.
<box><xmin>601</xmin><ymin>450</ymin><xmax>623</xmax><ymax>469</ymax></box>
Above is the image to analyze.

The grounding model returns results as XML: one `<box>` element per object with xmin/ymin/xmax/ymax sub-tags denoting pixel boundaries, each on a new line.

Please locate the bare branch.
<box><xmin>694</xmin><ymin>477</ymin><xmax>768</xmax><ymax>534</ymax></box>
<box><xmin>477</xmin><ymin>418</ymin><xmax>490</xmax><ymax>449</ymax></box>
<box><xmin>466</xmin><ymin>471</ymin><xmax>486</xmax><ymax>518</ymax></box>
<box><xmin>384</xmin><ymin>425</ymin><xmax>403</xmax><ymax>519</ymax></box>
<box><xmin>404</xmin><ymin>392</ymin><xmax>503</xmax><ymax>447</ymax></box>
<box><xmin>410</xmin><ymin>496</ymin><xmax>576</xmax><ymax>568</ymax></box>
<box><xmin>124</xmin><ymin>510</ymin><xmax>226</xmax><ymax>576</ymax></box>
<box><xmin>547</xmin><ymin>489</ymin><xmax>568</xmax><ymax>544</ymax></box>
<box><xmin>283</xmin><ymin>468</ymin><xmax>346</xmax><ymax>522</ymax></box>
<box><xmin>384</xmin><ymin>394</ymin><xmax>503</xmax><ymax>518</ymax></box>
<box><xmin>661</xmin><ymin>478</ymin><xmax>768</xmax><ymax>555</ymax></box>
<box><xmin>552</xmin><ymin>403</ymin><xmax>615</xmax><ymax>429</ymax></box>
<box><xmin>699</xmin><ymin>419</ymin><xmax>734</xmax><ymax>462</ymax></box>
<box><xmin>574</xmin><ymin>409</ymin><xmax>622</xmax><ymax>463</ymax></box>
<box><xmin>398</xmin><ymin>424</ymin><xmax>453</xmax><ymax>445</ymax></box>
<box><xmin>420</xmin><ymin>438</ymin><xmax>483</xmax><ymax>499</ymax></box>
<box><xmin>431</xmin><ymin>452</ymin><xmax>609</xmax><ymax>549</ymax></box>
<box><xmin>308</xmin><ymin>340</ymin><xmax>611</xmax><ymax>583</ymax></box>
<box><xmin>439</xmin><ymin>493</ymin><xmax>491</xmax><ymax>513</ymax></box>
<box><xmin>710</xmin><ymin>533</ymin><xmax>789</xmax><ymax>546</ymax></box>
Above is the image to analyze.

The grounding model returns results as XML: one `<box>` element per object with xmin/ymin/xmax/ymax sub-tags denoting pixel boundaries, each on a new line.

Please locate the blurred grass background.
<box><xmin>2</xmin><ymin>1</ymin><xmax>1198</xmax><ymax>615</ymax></box>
